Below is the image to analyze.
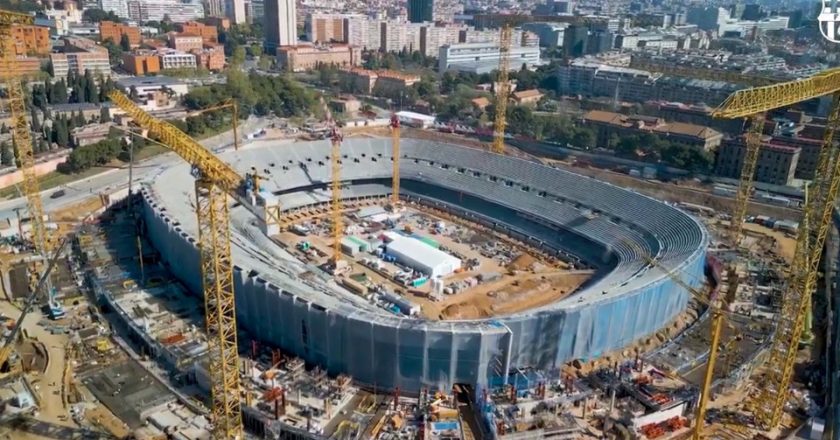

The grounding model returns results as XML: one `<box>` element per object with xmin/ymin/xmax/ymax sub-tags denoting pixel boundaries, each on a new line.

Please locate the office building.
<box><xmin>99</xmin><ymin>21</ymin><xmax>141</xmax><ymax>47</ymax></box>
<box><xmin>127</xmin><ymin>0</ymin><xmax>204</xmax><ymax>23</ymax></box>
<box><xmin>249</xmin><ymin>0</ymin><xmax>264</xmax><ymax>22</ymax></box>
<box><xmin>408</xmin><ymin>0</ymin><xmax>433</xmax><ymax>23</ymax></box>
<box><xmin>522</xmin><ymin>23</ymin><xmax>567</xmax><ymax>47</ymax></box>
<box><xmin>99</xmin><ymin>0</ymin><xmax>129</xmax><ymax>19</ymax></box>
<box><xmin>715</xmin><ymin>137</ymin><xmax>800</xmax><ymax>186</ymax></box>
<box><xmin>741</xmin><ymin>4</ymin><xmax>763</xmax><ymax>20</ymax></box>
<box><xmin>204</xmin><ymin>0</ymin><xmax>224</xmax><ymax>17</ymax></box>
<box><xmin>718</xmin><ymin>16</ymin><xmax>790</xmax><ymax>37</ymax></box>
<box><xmin>176</xmin><ymin>21</ymin><xmax>218</xmax><ymax>43</ymax></box>
<box><xmin>306</xmin><ymin>13</ymin><xmax>346</xmax><ymax>43</ymax></box>
<box><xmin>50</xmin><ymin>37</ymin><xmax>110</xmax><ymax>77</ymax></box>
<box><xmin>227</xmin><ymin>0</ymin><xmax>247</xmax><ymax>24</ymax></box>
<box><xmin>562</xmin><ymin>24</ymin><xmax>592</xmax><ymax>57</ymax></box>
<box><xmin>438</xmin><ymin>42</ymin><xmax>541</xmax><ymax>74</ymax></box>
<box><xmin>686</xmin><ymin>6</ymin><xmax>729</xmax><ymax>30</ymax></box>
<box><xmin>264</xmin><ymin>0</ymin><xmax>297</xmax><ymax>53</ymax></box>
<box><xmin>533</xmin><ymin>0</ymin><xmax>575</xmax><ymax>15</ymax></box>
<box><xmin>277</xmin><ymin>44</ymin><xmax>359</xmax><ymax>72</ymax></box>
<box><xmin>122</xmin><ymin>51</ymin><xmax>162</xmax><ymax>75</ymax></box>
<box><xmin>11</xmin><ymin>25</ymin><xmax>50</xmax><ymax>56</ymax></box>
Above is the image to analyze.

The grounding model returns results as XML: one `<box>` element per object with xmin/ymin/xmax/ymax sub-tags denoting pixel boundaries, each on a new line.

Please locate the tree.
<box><xmin>82</xmin><ymin>8</ymin><xmax>121</xmax><ymax>23</ymax></box>
<box><xmin>0</xmin><ymin>141</ymin><xmax>12</xmax><ymax>167</ymax></box>
<box><xmin>119</xmin><ymin>33</ymin><xmax>131</xmax><ymax>51</ymax></box>
<box><xmin>52</xmin><ymin>78</ymin><xmax>68</xmax><ymax>104</ymax></box>
<box><xmin>258</xmin><ymin>55</ymin><xmax>273</xmax><ymax>71</ymax></box>
<box><xmin>84</xmin><ymin>70</ymin><xmax>99</xmax><ymax>103</ymax></box>
<box><xmin>39</xmin><ymin>139</ymin><xmax>49</xmax><ymax>153</ymax></box>
<box><xmin>101</xmin><ymin>38</ymin><xmax>124</xmax><ymax>67</ymax></box>
<box><xmin>249</xmin><ymin>44</ymin><xmax>262</xmax><ymax>59</ymax></box>
<box><xmin>74</xmin><ymin>110</ymin><xmax>86</xmax><ymax>127</ymax></box>
<box><xmin>100</xmin><ymin>106</ymin><xmax>111</xmax><ymax>123</ymax></box>
<box><xmin>11</xmin><ymin>138</ymin><xmax>19</xmax><ymax>168</ymax></box>
<box><xmin>232</xmin><ymin>45</ymin><xmax>246</xmax><ymax>66</ymax></box>
<box><xmin>129</xmin><ymin>85</ymin><xmax>139</xmax><ymax>100</ymax></box>
<box><xmin>571</xmin><ymin>128</ymin><xmax>595</xmax><ymax>150</ymax></box>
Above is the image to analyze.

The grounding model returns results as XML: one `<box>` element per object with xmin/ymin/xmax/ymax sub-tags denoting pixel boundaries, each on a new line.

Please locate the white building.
<box><xmin>439</xmin><ymin>42</ymin><xmax>541</xmax><ymax>74</ymax></box>
<box><xmin>127</xmin><ymin>0</ymin><xmax>204</xmax><ymax>23</ymax></box>
<box><xmin>718</xmin><ymin>16</ymin><xmax>789</xmax><ymax>37</ymax></box>
<box><xmin>265</xmin><ymin>0</ymin><xmax>296</xmax><ymax>53</ymax></box>
<box><xmin>385</xmin><ymin>235</ymin><xmax>461</xmax><ymax>278</ymax></box>
<box><xmin>226</xmin><ymin>0</ymin><xmax>247</xmax><ymax>24</ymax></box>
<box><xmin>158</xmin><ymin>50</ymin><xmax>197</xmax><ymax>69</ymax></box>
<box><xmin>116</xmin><ymin>76</ymin><xmax>189</xmax><ymax>96</ymax></box>
<box><xmin>100</xmin><ymin>0</ymin><xmax>129</xmax><ymax>19</ymax></box>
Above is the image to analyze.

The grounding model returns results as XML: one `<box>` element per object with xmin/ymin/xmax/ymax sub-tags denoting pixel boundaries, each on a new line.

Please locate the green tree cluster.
<box><xmin>82</xmin><ymin>9</ymin><xmax>122</xmax><ymax>23</ymax></box>
<box><xmin>612</xmin><ymin>133</ymin><xmax>713</xmax><ymax>172</ymax></box>
<box><xmin>57</xmin><ymin>136</ymin><xmax>123</xmax><ymax>173</ymax></box>
<box><xmin>182</xmin><ymin>71</ymin><xmax>317</xmax><ymax>119</ymax></box>
<box><xmin>101</xmin><ymin>38</ymin><xmax>123</xmax><ymax>66</ymax></box>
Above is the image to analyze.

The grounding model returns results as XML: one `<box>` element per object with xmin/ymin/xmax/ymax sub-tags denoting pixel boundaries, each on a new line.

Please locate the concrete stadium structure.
<box><xmin>137</xmin><ymin>138</ymin><xmax>708</xmax><ymax>393</ymax></box>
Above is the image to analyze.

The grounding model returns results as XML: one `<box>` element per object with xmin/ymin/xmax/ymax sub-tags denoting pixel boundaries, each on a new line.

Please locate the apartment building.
<box><xmin>50</xmin><ymin>37</ymin><xmax>110</xmax><ymax>77</ymax></box>
<box><xmin>306</xmin><ymin>13</ymin><xmax>347</xmax><ymax>43</ymax></box>
<box><xmin>99</xmin><ymin>21</ymin><xmax>141</xmax><ymax>47</ymax></box>
<box><xmin>714</xmin><ymin>137</ymin><xmax>800</xmax><ymax>186</ymax></box>
<box><xmin>127</xmin><ymin>0</ymin><xmax>204</xmax><ymax>22</ymax></box>
<box><xmin>12</xmin><ymin>25</ymin><xmax>50</xmax><ymax>56</ymax></box>
<box><xmin>277</xmin><ymin>45</ymin><xmax>359</xmax><ymax>72</ymax></box>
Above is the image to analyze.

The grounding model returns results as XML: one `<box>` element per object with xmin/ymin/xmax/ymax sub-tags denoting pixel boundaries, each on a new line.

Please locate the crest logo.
<box><xmin>819</xmin><ymin>0</ymin><xmax>840</xmax><ymax>42</ymax></box>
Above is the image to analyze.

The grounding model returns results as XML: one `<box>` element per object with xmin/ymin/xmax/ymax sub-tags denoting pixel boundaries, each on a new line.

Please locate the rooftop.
<box><xmin>582</xmin><ymin>110</ymin><xmax>722</xmax><ymax>140</ymax></box>
<box><xmin>116</xmin><ymin>76</ymin><xmax>186</xmax><ymax>88</ymax></box>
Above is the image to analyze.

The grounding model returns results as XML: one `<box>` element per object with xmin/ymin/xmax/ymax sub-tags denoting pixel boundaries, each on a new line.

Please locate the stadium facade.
<box><xmin>138</xmin><ymin>138</ymin><xmax>708</xmax><ymax>392</ymax></box>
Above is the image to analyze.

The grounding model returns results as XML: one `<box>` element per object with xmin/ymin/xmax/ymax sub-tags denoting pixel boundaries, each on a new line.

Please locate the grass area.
<box><xmin>132</xmin><ymin>143</ymin><xmax>170</xmax><ymax>162</ymax></box>
<box><xmin>0</xmin><ymin>166</ymin><xmax>109</xmax><ymax>200</ymax></box>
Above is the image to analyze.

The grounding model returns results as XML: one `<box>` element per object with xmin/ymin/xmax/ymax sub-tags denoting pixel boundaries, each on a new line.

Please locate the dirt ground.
<box><xmin>741</xmin><ymin>222</ymin><xmax>797</xmax><ymax>263</ymax></box>
<box><xmin>280</xmin><ymin>204</ymin><xmax>593</xmax><ymax>320</ymax></box>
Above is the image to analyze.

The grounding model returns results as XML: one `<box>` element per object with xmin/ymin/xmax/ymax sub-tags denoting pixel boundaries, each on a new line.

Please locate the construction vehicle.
<box><xmin>109</xmin><ymin>90</ymin><xmax>288</xmax><ymax>439</ymax></box>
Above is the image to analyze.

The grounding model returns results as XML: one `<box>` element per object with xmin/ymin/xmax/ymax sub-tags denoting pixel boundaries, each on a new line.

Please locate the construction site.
<box><xmin>277</xmin><ymin>201</ymin><xmax>593</xmax><ymax>321</ymax></box>
<box><xmin>0</xmin><ymin>5</ymin><xmax>835</xmax><ymax>440</ymax></box>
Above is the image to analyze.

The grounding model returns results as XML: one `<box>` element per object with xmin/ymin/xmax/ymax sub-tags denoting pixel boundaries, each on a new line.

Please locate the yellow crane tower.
<box><xmin>108</xmin><ymin>90</ymin><xmax>267</xmax><ymax>439</ymax></box>
<box><xmin>712</xmin><ymin>67</ymin><xmax>840</xmax><ymax>430</ymax></box>
<box><xmin>0</xmin><ymin>11</ymin><xmax>50</xmax><ymax>257</ymax></box>
<box><xmin>615</xmin><ymin>60</ymin><xmax>798</xmax><ymax>439</ymax></box>
<box><xmin>484</xmin><ymin>14</ymin><xmax>604</xmax><ymax>154</ymax></box>
<box><xmin>390</xmin><ymin>113</ymin><xmax>401</xmax><ymax>207</ymax></box>
<box><xmin>318</xmin><ymin>97</ymin><xmax>344</xmax><ymax>263</ymax></box>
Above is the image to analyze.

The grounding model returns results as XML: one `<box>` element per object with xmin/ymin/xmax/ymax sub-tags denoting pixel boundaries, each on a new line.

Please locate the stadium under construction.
<box><xmin>137</xmin><ymin>137</ymin><xmax>708</xmax><ymax>394</ymax></box>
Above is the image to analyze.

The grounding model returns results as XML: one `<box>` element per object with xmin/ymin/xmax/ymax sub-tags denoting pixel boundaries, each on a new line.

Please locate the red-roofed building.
<box><xmin>581</xmin><ymin>110</ymin><xmax>723</xmax><ymax>151</ymax></box>
<box><xmin>176</xmin><ymin>21</ymin><xmax>218</xmax><ymax>44</ymax></box>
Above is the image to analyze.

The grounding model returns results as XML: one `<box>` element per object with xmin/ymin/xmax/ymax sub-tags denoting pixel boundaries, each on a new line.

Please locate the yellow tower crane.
<box><xmin>616</xmin><ymin>60</ymin><xmax>804</xmax><ymax>439</ymax></box>
<box><xmin>485</xmin><ymin>14</ymin><xmax>604</xmax><ymax>154</ymax></box>
<box><xmin>390</xmin><ymin>113</ymin><xmax>401</xmax><ymax>207</ymax></box>
<box><xmin>108</xmin><ymin>90</ymin><xmax>279</xmax><ymax>439</ymax></box>
<box><xmin>712</xmin><ymin>67</ymin><xmax>840</xmax><ymax>430</ymax></box>
<box><xmin>0</xmin><ymin>11</ymin><xmax>50</xmax><ymax>257</ymax></box>
<box><xmin>318</xmin><ymin>97</ymin><xmax>344</xmax><ymax>264</ymax></box>
<box><xmin>491</xmin><ymin>24</ymin><xmax>513</xmax><ymax>154</ymax></box>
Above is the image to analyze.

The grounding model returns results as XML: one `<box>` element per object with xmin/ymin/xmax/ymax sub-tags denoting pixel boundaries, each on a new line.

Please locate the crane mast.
<box><xmin>108</xmin><ymin>91</ymin><xmax>245</xmax><ymax>439</ymax></box>
<box><xmin>710</xmin><ymin>69</ymin><xmax>840</xmax><ymax>429</ymax></box>
<box><xmin>390</xmin><ymin>114</ymin><xmax>401</xmax><ymax>207</ymax></box>
<box><xmin>0</xmin><ymin>12</ymin><xmax>50</xmax><ymax>258</ymax></box>
<box><xmin>492</xmin><ymin>24</ymin><xmax>512</xmax><ymax>154</ymax></box>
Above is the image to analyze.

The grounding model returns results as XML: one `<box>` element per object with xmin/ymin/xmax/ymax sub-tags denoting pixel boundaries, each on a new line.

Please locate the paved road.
<box><xmin>0</xmin><ymin>116</ymin><xmax>276</xmax><ymax>223</ymax></box>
